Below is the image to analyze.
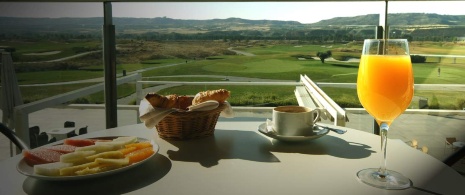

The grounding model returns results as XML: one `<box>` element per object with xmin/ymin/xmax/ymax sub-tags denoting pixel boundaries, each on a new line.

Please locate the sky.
<box><xmin>0</xmin><ymin>1</ymin><xmax>464</xmax><ymax>24</ymax></box>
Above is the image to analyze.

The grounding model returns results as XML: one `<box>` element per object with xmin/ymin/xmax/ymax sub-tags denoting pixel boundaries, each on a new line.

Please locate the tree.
<box><xmin>316</xmin><ymin>50</ymin><xmax>332</xmax><ymax>63</ymax></box>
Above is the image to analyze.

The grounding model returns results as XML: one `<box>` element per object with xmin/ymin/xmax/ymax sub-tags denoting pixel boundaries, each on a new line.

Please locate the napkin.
<box><xmin>139</xmin><ymin>99</ymin><xmax>234</xmax><ymax>129</ymax></box>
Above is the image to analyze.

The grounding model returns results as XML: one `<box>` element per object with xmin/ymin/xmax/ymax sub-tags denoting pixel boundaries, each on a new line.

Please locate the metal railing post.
<box><xmin>136</xmin><ymin>73</ymin><xmax>143</xmax><ymax>105</ymax></box>
<box><xmin>103</xmin><ymin>2</ymin><xmax>117</xmax><ymax>129</ymax></box>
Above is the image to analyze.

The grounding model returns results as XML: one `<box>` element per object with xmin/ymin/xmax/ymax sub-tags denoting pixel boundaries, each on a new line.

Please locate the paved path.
<box><xmin>18</xmin><ymin>62</ymin><xmax>187</xmax><ymax>87</ymax></box>
<box><xmin>21</xmin><ymin>50</ymin><xmax>102</xmax><ymax>63</ymax></box>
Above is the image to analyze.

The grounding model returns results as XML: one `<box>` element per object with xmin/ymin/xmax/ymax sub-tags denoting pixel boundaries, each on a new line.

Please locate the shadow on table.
<box><xmin>267</xmin><ymin>135</ymin><xmax>375</xmax><ymax>159</ymax></box>
<box><xmin>22</xmin><ymin>153</ymin><xmax>171</xmax><ymax>195</ymax></box>
<box><xmin>165</xmin><ymin>129</ymin><xmax>280</xmax><ymax>167</ymax></box>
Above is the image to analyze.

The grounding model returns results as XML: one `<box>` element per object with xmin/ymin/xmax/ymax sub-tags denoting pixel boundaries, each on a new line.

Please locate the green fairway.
<box><xmin>6</xmin><ymin>40</ymin><xmax>100</xmax><ymax>62</ymax></box>
<box><xmin>5</xmin><ymin>40</ymin><xmax>465</xmax><ymax>109</ymax></box>
<box><xmin>18</xmin><ymin>70</ymin><xmax>103</xmax><ymax>84</ymax></box>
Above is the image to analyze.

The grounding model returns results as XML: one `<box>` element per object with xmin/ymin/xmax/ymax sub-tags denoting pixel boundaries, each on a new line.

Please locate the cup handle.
<box><xmin>312</xmin><ymin>109</ymin><xmax>320</xmax><ymax>124</ymax></box>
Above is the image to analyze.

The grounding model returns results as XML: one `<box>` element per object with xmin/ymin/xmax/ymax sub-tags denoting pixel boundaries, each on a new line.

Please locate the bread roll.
<box><xmin>192</xmin><ymin>89</ymin><xmax>230</xmax><ymax>105</ymax></box>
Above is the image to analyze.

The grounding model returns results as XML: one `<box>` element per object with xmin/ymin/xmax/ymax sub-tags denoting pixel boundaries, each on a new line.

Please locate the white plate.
<box><xmin>17</xmin><ymin>136</ymin><xmax>159</xmax><ymax>181</ymax></box>
<box><xmin>258</xmin><ymin>123</ymin><xmax>329</xmax><ymax>142</ymax></box>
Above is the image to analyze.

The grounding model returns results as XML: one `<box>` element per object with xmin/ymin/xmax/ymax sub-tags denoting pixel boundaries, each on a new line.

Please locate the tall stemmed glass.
<box><xmin>356</xmin><ymin>39</ymin><xmax>414</xmax><ymax>189</ymax></box>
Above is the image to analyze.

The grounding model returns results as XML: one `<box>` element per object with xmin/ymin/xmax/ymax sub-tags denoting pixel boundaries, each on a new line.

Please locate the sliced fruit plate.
<box><xmin>17</xmin><ymin>136</ymin><xmax>159</xmax><ymax>181</ymax></box>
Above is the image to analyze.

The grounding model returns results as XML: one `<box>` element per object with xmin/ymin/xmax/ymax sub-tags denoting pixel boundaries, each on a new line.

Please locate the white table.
<box><xmin>46</xmin><ymin>127</ymin><xmax>76</xmax><ymax>140</ymax></box>
<box><xmin>1</xmin><ymin>117</ymin><xmax>464</xmax><ymax>195</ymax></box>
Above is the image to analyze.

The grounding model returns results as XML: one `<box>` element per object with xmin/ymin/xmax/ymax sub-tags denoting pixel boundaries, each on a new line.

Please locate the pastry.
<box><xmin>145</xmin><ymin>89</ymin><xmax>229</xmax><ymax>109</ymax></box>
<box><xmin>145</xmin><ymin>93</ymin><xmax>179</xmax><ymax>108</ymax></box>
<box><xmin>178</xmin><ymin>96</ymin><xmax>194</xmax><ymax>110</ymax></box>
<box><xmin>192</xmin><ymin>89</ymin><xmax>230</xmax><ymax>105</ymax></box>
<box><xmin>145</xmin><ymin>93</ymin><xmax>195</xmax><ymax>110</ymax></box>
<box><xmin>164</xmin><ymin>94</ymin><xmax>179</xmax><ymax>108</ymax></box>
<box><xmin>145</xmin><ymin>93</ymin><xmax>167</xmax><ymax>108</ymax></box>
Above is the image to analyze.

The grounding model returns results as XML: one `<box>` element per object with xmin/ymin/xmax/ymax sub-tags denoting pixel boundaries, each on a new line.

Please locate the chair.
<box><xmin>29</xmin><ymin>126</ymin><xmax>40</xmax><ymax>148</ymax></box>
<box><xmin>64</xmin><ymin>121</ymin><xmax>75</xmax><ymax>128</ymax></box>
<box><xmin>445</xmin><ymin>137</ymin><xmax>457</xmax><ymax>154</ymax></box>
<box><xmin>48</xmin><ymin>137</ymin><xmax>57</xmax><ymax>144</ymax></box>
<box><xmin>67</xmin><ymin>131</ymin><xmax>78</xmax><ymax>138</ymax></box>
<box><xmin>0</xmin><ymin>123</ymin><xmax>30</xmax><ymax>151</ymax></box>
<box><xmin>37</xmin><ymin>132</ymin><xmax>49</xmax><ymax>147</ymax></box>
<box><xmin>78</xmin><ymin>126</ymin><xmax>88</xmax><ymax>135</ymax></box>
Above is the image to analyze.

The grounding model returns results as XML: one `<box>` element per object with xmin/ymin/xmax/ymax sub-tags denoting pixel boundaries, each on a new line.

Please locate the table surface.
<box><xmin>1</xmin><ymin>117</ymin><xmax>464</xmax><ymax>195</ymax></box>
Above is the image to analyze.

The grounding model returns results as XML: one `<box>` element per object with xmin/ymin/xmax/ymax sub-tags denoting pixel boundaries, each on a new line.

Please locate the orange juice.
<box><xmin>357</xmin><ymin>55</ymin><xmax>414</xmax><ymax>125</ymax></box>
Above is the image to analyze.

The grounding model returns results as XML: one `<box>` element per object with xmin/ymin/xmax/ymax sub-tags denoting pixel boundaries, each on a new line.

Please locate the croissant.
<box><xmin>164</xmin><ymin>94</ymin><xmax>179</xmax><ymax>108</ymax></box>
<box><xmin>192</xmin><ymin>89</ymin><xmax>230</xmax><ymax>105</ymax></box>
<box><xmin>178</xmin><ymin>95</ymin><xmax>194</xmax><ymax>110</ymax></box>
<box><xmin>145</xmin><ymin>93</ymin><xmax>194</xmax><ymax>110</ymax></box>
<box><xmin>145</xmin><ymin>93</ymin><xmax>171</xmax><ymax>108</ymax></box>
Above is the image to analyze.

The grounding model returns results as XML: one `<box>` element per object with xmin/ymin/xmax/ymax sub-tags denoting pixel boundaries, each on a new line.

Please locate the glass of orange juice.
<box><xmin>356</xmin><ymin>39</ymin><xmax>414</xmax><ymax>189</ymax></box>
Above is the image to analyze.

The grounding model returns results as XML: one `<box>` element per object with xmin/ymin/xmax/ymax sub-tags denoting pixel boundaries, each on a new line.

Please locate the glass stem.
<box><xmin>379</xmin><ymin>122</ymin><xmax>389</xmax><ymax>177</ymax></box>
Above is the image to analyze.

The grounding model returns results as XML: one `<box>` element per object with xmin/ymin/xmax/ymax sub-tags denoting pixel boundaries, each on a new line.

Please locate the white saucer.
<box><xmin>257</xmin><ymin>123</ymin><xmax>329</xmax><ymax>142</ymax></box>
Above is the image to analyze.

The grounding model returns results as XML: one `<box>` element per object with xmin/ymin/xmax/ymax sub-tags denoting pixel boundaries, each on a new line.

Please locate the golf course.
<box><xmin>4</xmin><ymin>40</ymin><xmax>465</xmax><ymax>109</ymax></box>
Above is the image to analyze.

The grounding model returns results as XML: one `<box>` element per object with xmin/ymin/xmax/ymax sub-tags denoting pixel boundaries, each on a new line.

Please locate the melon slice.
<box><xmin>34</xmin><ymin>162</ymin><xmax>73</xmax><ymax>176</ymax></box>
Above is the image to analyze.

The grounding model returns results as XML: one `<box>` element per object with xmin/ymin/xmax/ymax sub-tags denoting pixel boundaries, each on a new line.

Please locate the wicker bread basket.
<box><xmin>155</xmin><ymin>103</ymin><xmax>227</xmax><ymax>140</ymax></box>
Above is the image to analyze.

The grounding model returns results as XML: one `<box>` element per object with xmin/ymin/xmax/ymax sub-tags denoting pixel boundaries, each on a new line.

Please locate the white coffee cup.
<box><xmin>272</xmin><ymin>106</ymin><xmax>320</xmax><ymax>136</ymax></box>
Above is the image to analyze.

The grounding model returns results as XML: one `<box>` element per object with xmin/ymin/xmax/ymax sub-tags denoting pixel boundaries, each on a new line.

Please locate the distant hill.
<box><xmin>0</xmin><ymin>16</ymin><xmax>301</xmax><ymax>33</ymax></box>
<box><xmin>1</xmin><ymin>13</ymin><xmax>465</xmax><ymax>33</ymax></box>
<box><xmin>312</xmin><ymin>13</ymin><xmax>465</xmax><ymax>26</ymax></box>
<box><xmin>0</xmin><ymin>13</ymin><xmax>464</xmax><ymax>42</ymax></box>
<box><xmin>114</xmin><ymin>17</ymin><xmax>300</xmax><ymax>26</ymax></box>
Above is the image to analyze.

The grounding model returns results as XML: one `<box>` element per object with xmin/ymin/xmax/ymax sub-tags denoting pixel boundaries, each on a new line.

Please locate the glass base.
<box><xmin>357</xmin><ymin>168</ymin><xmax>411</xmax><ymax>190</ymax></box>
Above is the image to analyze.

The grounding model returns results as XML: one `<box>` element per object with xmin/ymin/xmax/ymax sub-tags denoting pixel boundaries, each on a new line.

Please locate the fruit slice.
<box><xmin>95</xmin><ymin>157</ymin><xmax>130</xmax><ymax>166</ymax></box>
<box><xmin>34</xmin><ymin>162</ymin><xmax>73</xmax><ymax>176</ymax></box>
<box><xmin>85</xmin><ymin>151</ymin><xmax>124</xmax><ymax>161</ymax></box>
<box><xmin>125</xmin><ymin>147</ymin><xmax>154</xmax><ymax>164</ymax></box>
<box><xmin>125</xmin><ymin>142</ymin><xmax>152</xmax><ymax>149</ymax></box>
<box><xmin>60</xmin><ymin>161</ymin><xmax>99</xmax><ymax>176</ymax></box>
<box><xmin>94</xmin><ymin>136</ymin><xmax>138</xmax><ymax>149</ymax></box>
<box><xmin>75</xmin><ymin>164</ymin><xmax>122</xmax><ymax>176</ymax></box>
<box><xmin>75</xmin><ymin>144</ymin><xmax>117</xmax><ymax>153</ymax></box>
<box><xmin>60</xmin><ymin>150</ymin><xmax>96</xmax><ymax>164</ymax></box>
<box><xmin>112</xmin><ymin>136</ymin><xmax>137</xmax><ymax>144</ymax></box>
<box><xmin>118</xmin><ymin>146</ymin><xmax>138</xmax><ymax>155</ymax></box>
